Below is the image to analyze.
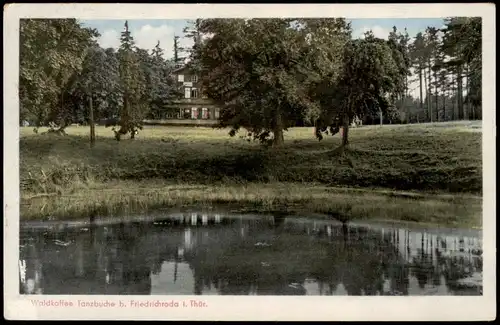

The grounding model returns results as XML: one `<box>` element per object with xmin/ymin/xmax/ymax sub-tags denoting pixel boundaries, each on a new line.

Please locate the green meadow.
<box><xmin>19</xmin><ymin>122</ymin><xmax>482</xmax><ymax>228</ymax></box>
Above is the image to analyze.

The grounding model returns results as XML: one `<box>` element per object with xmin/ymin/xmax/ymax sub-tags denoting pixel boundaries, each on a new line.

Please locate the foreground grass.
<box><xmin>21</xmin><ymin>180</ymin><xmax>482</xmax><ymax>228</ymax></box>
<box><xmin>19</xmin><ymin>122</ymin><xmax>482</xmax><ymax>227</ymax></box>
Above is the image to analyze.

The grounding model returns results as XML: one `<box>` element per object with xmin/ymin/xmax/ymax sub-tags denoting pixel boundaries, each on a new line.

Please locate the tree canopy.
<box><xmin>313</xmin><ymin>31</ymin><xmax>402</xmax><ymax>147</ymax></box>
<box><xmin>19</xmin><ymin>17</ymin><xmax>483</xmax><ymax>144</ymax></box>
<box><xmin>194</xmin><ymin>18</ymin><xmax>321</xmax><ymax>146</ymax></box>
<box><xmin>19</xmin><ymin>19</ymin><xmax>99</xmax><ymax>128</ymax></box>
<box><xmin>20</xmin><ymin>19</ymin><xmax>181</xmax><ymax>140</ymax></box>
<box><xmin>190</xmin><ymin>18</ymin><xmax>407</xmax><ymax>148</ymax></box>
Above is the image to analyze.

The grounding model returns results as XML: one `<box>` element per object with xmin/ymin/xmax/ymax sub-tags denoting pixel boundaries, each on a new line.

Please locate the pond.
<box><xmin>19</xmin><ymin>213</ymin><xmax>483</xmax><ymax>296</ymax></box>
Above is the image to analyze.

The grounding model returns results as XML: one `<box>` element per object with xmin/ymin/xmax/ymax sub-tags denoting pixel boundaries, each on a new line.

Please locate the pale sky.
<box><xmin>80</xmin><ymin>18</ymin><xmax>447</xmax><ymax>99</ymax></box>
<box><xmin>80</xmin><ymin>18</ymin><xmax>445</xmax><ymax>58</ymax></box>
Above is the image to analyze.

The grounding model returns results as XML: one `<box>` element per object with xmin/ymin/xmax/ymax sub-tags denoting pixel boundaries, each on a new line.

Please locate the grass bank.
<box><xmin>21</xmin><ymin>181</ymin><xmax>482</xmax><ymax>229</ymax></box>
<box><xmin>19</xmin><ymin>122</ymin><xmax>483</xmax><ymax>227</ymax></box>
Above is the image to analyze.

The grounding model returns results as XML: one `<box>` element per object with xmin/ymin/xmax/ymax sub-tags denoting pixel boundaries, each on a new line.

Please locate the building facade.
<box><xmin>149</xmin><ymin>65</ymin><xmax>220</xmax><ymax>126</ymax></box>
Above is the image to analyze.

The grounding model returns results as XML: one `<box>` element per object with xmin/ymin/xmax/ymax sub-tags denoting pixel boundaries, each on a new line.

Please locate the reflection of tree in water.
<box><xmin>182</xmin><ymin>220</ymin><xmax>481</xmax><ymax>296</ymax></box>
<box><xmin>411</xmin><ymin>233</ymin><xmax>434</xmax><ymax>289</ymax></box>
<box><xmin>104</xmin><ymin>221</ymin><xmax>153</xmax><ymax>294</ymax></box>
<box><xmin>411</xmin><ymin>234</ymin><xmax>482</xmax><ymax>294</ymax></box>
<box><xmin>182</xmin><ymin>220</ymin><xmax>409</xmax><ymax>296</ymax></box>
<box><xmin>441</xmin><ymin>254</ymin><xmax>482</xmax><ymax>293</ymax></box>
<box><xmin>272</xmin><ymin>213</ymin><xmax>287</xmax><ymax>229</ymax></box>
<box><xmin>19</xmin><ymin>220</ymin><xmax>160</xmax><ymax>294</ymax></box>
<box><xmin>16</xmin><ymin>217</ymin><xmax>409</xmax><ymax>296</ymax></box>
<box><xmin>19</xmin><ymin>231</ymin><xmax>45</xmax><ymax>294</ymax></box>
<box><xmin>19</xmin><ymin>214</ymin><xmax>482</xmax><ymax>296</ymax></box>
<box><xmin>335</xmin><ymin>227</ymin><xmax>408</xmax><ymax>295</ymax></box>
<box><xmin>20</xmin><ymin>215</ymin><xmax>263</xmax><ymax>295</ymax></box>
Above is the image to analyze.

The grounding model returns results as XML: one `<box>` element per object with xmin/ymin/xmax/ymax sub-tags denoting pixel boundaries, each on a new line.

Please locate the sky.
<box><xmin>80</xmin><ymin>18</ymin><xmax>446</xmax><ymax>59</ymax></box>
<box><xmin>80</xmin><ymin>18</ymin><xmax>446</xmax><ymax>99</ymax></box>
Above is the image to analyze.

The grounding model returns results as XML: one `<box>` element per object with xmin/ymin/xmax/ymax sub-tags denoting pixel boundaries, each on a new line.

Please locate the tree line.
<box><xmin>20</xmin><ymin>19</ymin><xmax>183</xmax><ymax>140</ymax></box>
<box><xmin>20</xmin><ymin>18</ymin><xmax>481</xmax><ymax>146</ymax></box>
<box><xmin>189</xmin><ymin>17</ymin><xmax>481</xmax><ymax>148</ymax></box>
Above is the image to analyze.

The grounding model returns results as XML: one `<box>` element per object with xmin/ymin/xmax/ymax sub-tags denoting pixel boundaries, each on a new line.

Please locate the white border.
<box><xmin>3</xmin><ymin>3</ymin><xmax>496</xmax><ymax>321</ymax></box>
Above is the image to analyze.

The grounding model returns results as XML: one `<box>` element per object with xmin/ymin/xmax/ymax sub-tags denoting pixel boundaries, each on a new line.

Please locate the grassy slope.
<box><xmin>19</xmin><ymin>122</ymin><xmax>483</xmax><ymax>227</ymax></box>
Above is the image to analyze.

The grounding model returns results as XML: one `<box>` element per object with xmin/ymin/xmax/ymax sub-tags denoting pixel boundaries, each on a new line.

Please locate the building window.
<box><xmin>191</xmin><ymin>88</ymin><xmax>199</xmax><ymax>98</ymax></box>
<box><xmin>183</xmin><ymin>108</ymin><xmax>191</xmax><ymax>119</ymax></box>
<box><xmin>178</xmin><ymin>74</ymin><xmax>184</xmax><ymax>82</ymax></box>
<box><xmin>214</xmin><ymin>108</ymin><xmax>220</xmax><ymax>119</ymax></box>
<box><xmin>192</xmin><ymin>75</ymin><xmax>198</xmax><ymax>83</ymax></box>
<box><xmin>184</xmin><ymin>87</ymin><xmax>191</xmax><ymax>99</ymax></box>
<box><xmin>191</xmin><ymin>107</ymin><xmax>198</xmax><ymax>119</ymax></box>
<box><xmin>202</xmin><ymin>107</ymin><xmax>208</xmax><ymax>119</ymax></box>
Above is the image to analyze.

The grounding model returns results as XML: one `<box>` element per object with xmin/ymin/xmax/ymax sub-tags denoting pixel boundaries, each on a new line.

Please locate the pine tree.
<box><xmin>181</xmin><ymin>19</ymin><xmax>204</xmax><ymax>74</ymax></box>
<box><xmin>116</xmin><ymin>20</ymin><xmax>146</xmax><ymax>140</ymax></box>
<box><xmin>172</xmin><ymin>35</ymin><xmax>185</xmax><ymax>68</ymax></box>
<box><xmin>149</xmin><ymin>40</ymin><xmax>180</xmax><ymax>118</ymax></box>
<box><xmin>410</xmin><ymin>32</ymin><xmax>426</xmax><ymax>122</ymax></box>
<box><xmin>426</xmin><ymin>27</ymin><xmax>440</xmax><ymax>122</ymax></box>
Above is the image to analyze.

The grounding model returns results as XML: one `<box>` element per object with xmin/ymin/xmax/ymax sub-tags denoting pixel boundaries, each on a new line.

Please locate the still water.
<box><xmin>19</xmin><ymin>213</ymin><xmax>483</xmax><ymax>296</ymax></box>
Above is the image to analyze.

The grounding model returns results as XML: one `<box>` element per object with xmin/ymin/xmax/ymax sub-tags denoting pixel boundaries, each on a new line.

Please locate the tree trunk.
<box><xmin>272</xmin><ymin>107</ymin><xmax>284</xmax><ymax>147</ymax></box>
<box><xmin>434</xmin><ymin>65</ymin><xmax>439</xmax><ymax>122</ymax></box>
<box><xmin>465</xmin><ymin>64</ymin><xmax>470</xmax><ymax>120</ymax></box>
<box><xmin>419</xmin><ymin>65</ymin><xmax>424</xmax><ymax>121</ymax></box>
<box><xmin>117</xmin><ymin>93</ymin><xmax>130</xmax><ymax>140</ymax></box>
<box><xmin>342</xmin><ymin>113</ymin><xmax>349</xmax><ymax>147</ymax></box>
<box><xmin>61</xmin><ymin>91</ymin><xmax>64</xmax><ymax>124</ymax></box>
<box><xmin>427</xmin><ymin>64</ymin><xmax>433</xmax><ymax>123</ymax></box>
<box><xmin>51</xmin><ymin>90</ymin><xmax>69</xmax><ymax>135</ymax></box>
<box><xmin>405</xmin><ymin>75</ymin><xmax>410</xmax><ymax>124</ymax></box>
<box><xmin>89</xmin><ymin>95</ymin><xmax>96</xmax><ymax>147</ymax></box>
<box><xmin>457</xmin><ymin>64</ymin><xmax>464</xmax><ymax>120</ymax></box>
<box><xmin>451</xmin><ymin>72</ymin><xmax>456</xmax><ymax>120</ymax></box>
<box><xmin>424</xmin><ymin>68</ymin><xmax>430</xmax><ymax>122</ymax></box>
<box><xmin>442</xmin><ymin>88</ymin><xmax>446</xmax><ymax>121</ymax></box>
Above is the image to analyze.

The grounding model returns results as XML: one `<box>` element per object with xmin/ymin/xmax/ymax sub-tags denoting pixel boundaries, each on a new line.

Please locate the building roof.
<box><xmin>172</xmin><ymin>65</ymin><xmax>189</xmax><ymax>74</ymax></box>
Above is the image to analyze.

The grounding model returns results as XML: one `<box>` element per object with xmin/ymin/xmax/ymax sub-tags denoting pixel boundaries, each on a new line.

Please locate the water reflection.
<box><xmin>19</xmin><ymin>214</ymin><xmax>483</xmax><ymax>296</ymax></box>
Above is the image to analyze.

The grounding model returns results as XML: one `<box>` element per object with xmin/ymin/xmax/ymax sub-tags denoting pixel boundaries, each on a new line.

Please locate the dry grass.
<box><xmin>19</xmin><ymin>122</ymin><xmax>483</xmax><ymax>227</ymax></box>
<box><xmin>21</xmin><ymin>180</ymin><xmax>482</xmax><ymax>228</ymax></box>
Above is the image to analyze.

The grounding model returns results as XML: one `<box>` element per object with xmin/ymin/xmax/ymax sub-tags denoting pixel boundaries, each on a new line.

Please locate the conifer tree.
<box><xmin>115</xmin><ymin>20</ymin><xmax>146</xmax><ymax>140</ymax></box>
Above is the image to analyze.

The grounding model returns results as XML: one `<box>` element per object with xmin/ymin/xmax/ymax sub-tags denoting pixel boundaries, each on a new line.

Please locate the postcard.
<box><xmin>3</xmin><ymin>3</ymin><xmax>496</xmax><ymax>321</ymax></box>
